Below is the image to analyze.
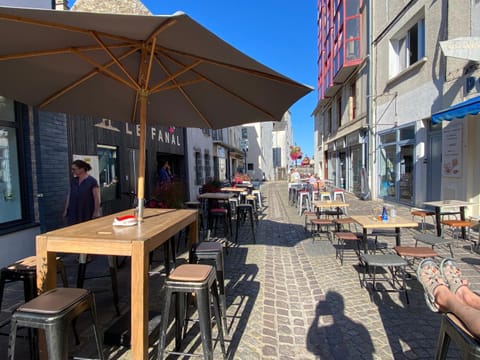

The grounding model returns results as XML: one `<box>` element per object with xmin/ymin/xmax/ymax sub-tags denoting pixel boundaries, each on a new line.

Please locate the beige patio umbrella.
<box><xmin>0</xmin><ymin>6</ymin><xmax>312</xmax><ymax>219</ymax></box>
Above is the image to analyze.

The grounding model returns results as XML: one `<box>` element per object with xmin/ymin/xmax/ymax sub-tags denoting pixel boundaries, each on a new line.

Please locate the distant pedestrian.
<box><xmin>158</xmin><ymin>160</ymin><xmax>173</xmax><ymax>185</ymax></box>
<box><xmin>63</xmin><ymin>159</ymin><xmax>100</xmax><ymax>225</ymax></box>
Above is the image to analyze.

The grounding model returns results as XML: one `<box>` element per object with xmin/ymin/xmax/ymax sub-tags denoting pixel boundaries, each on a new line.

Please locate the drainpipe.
<box><xmin>365</xmin><ymin>0</ymin><xmax>374</xmax><ymax>200</ymax></box>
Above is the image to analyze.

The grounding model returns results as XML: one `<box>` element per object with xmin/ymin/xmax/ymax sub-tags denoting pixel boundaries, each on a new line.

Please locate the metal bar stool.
<box><xmin>193</xmin><ymin>241</ymin><xmax>228</xmax><ymax>335</ymax></box>
<box><xmin>8</xmin><ymin>288</ymin><xmax>104</xmax><ymax>360</ymax></box>
<box><xmin>157</xmin><ymin>264</ymin><xmax>227</xmax><ymax>360</ymax></box>
<box><xmin>0</xmin><ymin>256</ymin><xmax>68</xmax><ymax>311</ymax></box>
<box><xmin>235</xmin><ymin>204</ymin><xmax>256</xmax><ymax>243</ymax></box>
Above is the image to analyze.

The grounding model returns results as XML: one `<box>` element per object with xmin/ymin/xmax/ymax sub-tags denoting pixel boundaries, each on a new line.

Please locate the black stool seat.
<box><xmin>8</xmin><ymin>287</ymin><xmax>104</xmax><ymax>360</ymax></box>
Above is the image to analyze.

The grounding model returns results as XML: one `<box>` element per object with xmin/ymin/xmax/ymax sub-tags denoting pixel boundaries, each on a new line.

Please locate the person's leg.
<box><xmin>418</xmin><ymin>258</ymin><xmax>480</xmax><ymax>338</ymax></box>
<box><xmin>440</xmin><ymin>258</ymin><xmax>480</xmax><ymax>309</ymax></box>
<box><xmin>434</xmin><ymin>285</ymin><xmax>480</xmax><ymax>338</ymax></box>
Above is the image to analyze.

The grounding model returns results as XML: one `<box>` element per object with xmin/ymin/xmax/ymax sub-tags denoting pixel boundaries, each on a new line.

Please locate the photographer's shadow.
<box><xmin>307</xmin><ymin>291</ymin><xmax>374</xmax><ymax>359</ymax></box>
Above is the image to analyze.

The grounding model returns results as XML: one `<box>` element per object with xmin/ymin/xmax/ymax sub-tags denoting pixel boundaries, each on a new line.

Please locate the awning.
<box><xmin>432</xmin><ymin>96</ymin><xmax>480</xmax><ymax>124</ymax></box>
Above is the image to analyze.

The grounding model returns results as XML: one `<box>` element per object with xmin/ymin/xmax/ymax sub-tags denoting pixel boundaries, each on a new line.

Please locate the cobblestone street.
<box><xmin>2</xmin><ymin>180</ymin><xmax>479</xmax><ymax>359</ymax></box>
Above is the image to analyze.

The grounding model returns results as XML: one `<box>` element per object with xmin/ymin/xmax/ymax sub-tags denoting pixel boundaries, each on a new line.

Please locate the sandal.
<box><xmin>440</xmin><ymin>258</ymin><xmax>468</xmax><ymax>294</ymax></box>
<box><xmin>416</xmin><ymin>258</ymin><xmax>447</xmax><ymax>312</ymax></box>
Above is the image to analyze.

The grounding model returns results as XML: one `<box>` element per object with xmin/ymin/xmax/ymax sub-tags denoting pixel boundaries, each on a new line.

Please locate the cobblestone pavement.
<box><xmin>2</xmin><ymin>180</ymin><xmax>480</xmax><ymax>359</ymax></box>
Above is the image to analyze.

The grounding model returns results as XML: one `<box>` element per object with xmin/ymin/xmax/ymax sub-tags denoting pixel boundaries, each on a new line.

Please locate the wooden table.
<box><xmin>351</xmin><ymin>215</ymin><xmax>418</xmax><ymax>249</ymax></box>
<box><xmin>424</xmin><ymin>200</ymin><xmax>474</xmax><ymax>238</ymax></box>
<box><xmin>314</xmin><ymin>201</ymin><xmax>350</xmax><ymax>217</ymax></box>
<box><xmin>36</xmin><ymin>208</ymin><xmax>198</xmax><ymax>360</ymax></box>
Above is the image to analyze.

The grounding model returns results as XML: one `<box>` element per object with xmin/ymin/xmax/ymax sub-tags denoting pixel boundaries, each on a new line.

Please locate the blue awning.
<box><xmin>432</xmin><ymin>96</ymin><xmax>480</xmax><ymax>124</ymax></box>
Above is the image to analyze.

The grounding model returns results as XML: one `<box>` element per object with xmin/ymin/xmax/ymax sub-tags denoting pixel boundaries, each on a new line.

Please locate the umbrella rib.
<box><xmin>0</xmin><ymin>12</ymin><xmax>141</xmax><ymax>46</ymax></box>
<box><xmin>150</xmin><ymin>56</ymin><xmax>213</xmax><ymax>128</ymax></box>
<box><xmin>39</xmin><ymin>47</ymin><xmax>140</xmax><ymax>109</ymax></box>
<box><xmin>159</xmin><ymin>46</ymin><xmax>307</xmax><ymax>88</ymax></box>
<box><xmin>89</xmin><ymin>31</ymin><xmax>141</xmax><ymax>91</ymax></box>
<box><xmin>149</xmin><ymin>59</ymin><xmax>202</xmax><ymax>93</ymax></box>
<box><xmin>151</xmin><ymin>53</ymin><xmax>276</xmax><ymax>119</ymax></box>
<box><xmin>0</xmin><ymin>43</ymin><xmax>136</xmax><ymax>61</ymax></box>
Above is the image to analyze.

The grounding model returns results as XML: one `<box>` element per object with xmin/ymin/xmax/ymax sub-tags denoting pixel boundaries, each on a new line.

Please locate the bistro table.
<box><xmin>351</xmin><ymin>215</ymin><xmax>418</xmax><ymax>249</ymax></box>
<box><xmin>314</xmin><ymin>200</ymin><xmax>350</xmax><ymax>219</ymax></box>
<box><xmin>36</xmin><ymin>208</ymin><xmax>198</xmax><ymax>360</ymax></box>
<box><xmin>424</xmin><ymin>200</ymin><xmax>474</xmax><ymax>238</ymax></box>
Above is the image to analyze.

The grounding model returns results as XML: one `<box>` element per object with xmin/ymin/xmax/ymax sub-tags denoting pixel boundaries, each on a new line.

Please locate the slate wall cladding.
<box><xmin>35</xmin><ymin>111</ymin><xmax>69</xmax><ymax>232</ymax></box>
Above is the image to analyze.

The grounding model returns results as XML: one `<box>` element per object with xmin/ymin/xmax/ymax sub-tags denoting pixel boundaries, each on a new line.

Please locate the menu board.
<box><xmin>442</xmin><ymin>121</ymin><xmax>462</xmax><ymax>177</ymax></box>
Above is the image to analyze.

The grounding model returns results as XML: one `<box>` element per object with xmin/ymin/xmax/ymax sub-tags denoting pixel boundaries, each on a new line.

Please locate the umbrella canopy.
<box><xmin>0</xmin><ymin>6</ymin><xmax>312</xmax><ymax>218</ymax></box>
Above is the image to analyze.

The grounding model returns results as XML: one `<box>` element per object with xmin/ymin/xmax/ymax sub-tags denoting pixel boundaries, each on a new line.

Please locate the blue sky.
<box><xmin>69</xmin><ymin>0</ymin><xmax>318</xmax><ymax>158</ymax></box>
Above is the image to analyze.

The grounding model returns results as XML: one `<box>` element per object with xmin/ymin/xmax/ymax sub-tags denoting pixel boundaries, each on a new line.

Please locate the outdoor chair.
<box><xmin>360</xmin><ymin>253</ymin><xmax>409</xmax><ymax>303</ymax></box>
<box><xmin>414</xmin><ymin>233</ymin><xmax>454</xmax><ymax>258</ymax></box>
<box><xmin>436</xmin><ymin>312</ymin><xmax>480</xmax><ymax>359</ymax></box>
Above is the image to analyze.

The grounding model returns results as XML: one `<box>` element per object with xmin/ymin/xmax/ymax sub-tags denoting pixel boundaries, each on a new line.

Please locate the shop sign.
<box><xmin>336</xmin><ymin>137</ymin><xmax>345</xmax><ymax>150</ymax></box>
<box><xmin>95</xmin><ymin>119</ymin><xmax>182</xmax><ymax>147</ymax></box>
<box><xmin>346</xmin><ymin>132</ymin><xmax>359</xmax><ymax>146</ymax></box>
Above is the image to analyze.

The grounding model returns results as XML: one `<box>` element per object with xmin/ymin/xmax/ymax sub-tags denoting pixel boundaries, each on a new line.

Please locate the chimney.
<box><xmin>55</xmin><ymin>0</ymin><xmax>69</xmax><ymax>10</ymax></box>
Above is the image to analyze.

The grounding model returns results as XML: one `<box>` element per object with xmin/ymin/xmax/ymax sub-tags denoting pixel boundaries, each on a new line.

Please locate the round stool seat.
<box><xmin>335</xmin><ymin>232</ymin><xmax>359</xmax><ymax>241</ymax></box>
<box><xmin>411</xmin><ymin>210</ymin><xmax>435</xmax><ymax>217</ymax></box>
<box><xmin>169</xmin><ymin>264</ymin><xmax>212</xmax><ymax>282</ymax></box>
<box><xmin>394</xmin><ymin>246</ymin><xmax>438</xmax><ymax>258</ymax></box>
<box><xmin>441</xmin><ymin>220</ymin><xmax>474</xmax><ymax>227</ymax></box>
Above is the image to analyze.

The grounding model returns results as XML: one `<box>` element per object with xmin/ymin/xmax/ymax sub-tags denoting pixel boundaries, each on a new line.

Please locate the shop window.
<box><xmin>0</xmin><ymin>97</ymin><xmax>27</xmax><ymax>229</ymax></box>
<box><xmin>97</xmin><ymin>144</ymin><xmax>119</xmax><ymax>202</ymax></box>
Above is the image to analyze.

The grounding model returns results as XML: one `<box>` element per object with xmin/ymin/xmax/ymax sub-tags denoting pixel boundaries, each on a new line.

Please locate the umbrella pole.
<box><xmin>136</xmin><ymin>93</ymin><xmax>147</xmax><ymax>221</ymax></box>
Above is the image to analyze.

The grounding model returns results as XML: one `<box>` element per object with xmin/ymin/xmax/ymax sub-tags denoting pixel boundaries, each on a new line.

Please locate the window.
<box><xmin>336</xmin><ymin>97</ymin><xmax>342</xmax><ymax>128</ymax></box>
<box><xmin>0</xmin><ymin>97</ymin><xmax>28</xmax><ymax>229</ymax></box>
<box><xmin>391</xmin><ymin>18</ymin><xmax>425</xmax><ymax>76</ymax></box>
<box><xmin>194</xmin><ymin>152</ymin><xmax>203</xmax><ymax>185</ymax></box>
<box><xmin>349</xmin><ymin>83</ymin><xmax>356</xmax><ymax>120</ymax></box>
<box><xmin>97</xmin><ymin>145</ymin><xmax>119</xmax><ymax>202</ymax></box>
<box><xmin>204</xmin><ymin>153</ymin><xmax>211</xmax><ymax>181</ymax></box>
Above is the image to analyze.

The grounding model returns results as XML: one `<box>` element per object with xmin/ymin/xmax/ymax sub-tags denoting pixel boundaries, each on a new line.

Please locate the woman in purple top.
<box><xmin>63</xmin><ymin>159</ymin><xmax>100</xmax><ymax>225</ymax></box>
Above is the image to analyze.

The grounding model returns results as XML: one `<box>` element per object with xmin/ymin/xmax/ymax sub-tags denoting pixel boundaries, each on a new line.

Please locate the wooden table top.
<box><xmin>199</xmin><ymin>192</ymin><xmax>233</xmax><ymax>200</ymax></box>
<box><xmin>424</xmin><ymin>200</ymin><xmax>474</xmax><ymax>208</ymax></box>
<box><xmin>351</xmin><ymin>215</ymin><xmax>417</xmax><ymax>229</ymax></box>
<box><xmin>314</xmin><ymin>201</ymin><xmax>350</xmax><ymax>208</ymax></box>
<box><xmin>220</xmin><ymin>187</ymin><xmax>248</xmax><ymax>193</ymax></box>
<box><xmin>39</xmin><ymin>208</ymin><xmax>197</xmax><ymax>253</ymax></box>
